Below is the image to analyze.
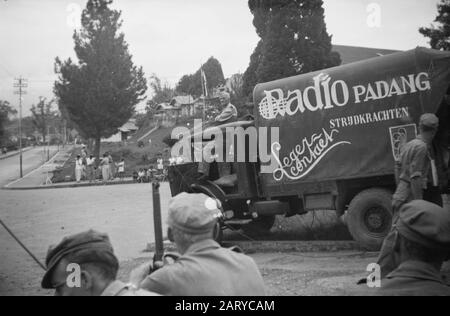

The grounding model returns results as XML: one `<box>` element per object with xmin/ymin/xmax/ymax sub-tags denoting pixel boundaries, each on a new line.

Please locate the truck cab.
<box><xmin>168</xmin><ymin>47</ymin><xmax>450</xmax><ymax>250</ymax></box>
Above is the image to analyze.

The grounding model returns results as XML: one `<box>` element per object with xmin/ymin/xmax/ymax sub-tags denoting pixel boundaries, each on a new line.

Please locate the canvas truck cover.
<box><xmin>253</xmin><ymin>47</ymin><xmax>450</xmax><ymax>194</ymax></box>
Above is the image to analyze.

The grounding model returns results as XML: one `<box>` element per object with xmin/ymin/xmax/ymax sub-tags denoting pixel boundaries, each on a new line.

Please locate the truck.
<box><xmin>168</xmin><ymin>47</ymin><xmax>450</xmax><ymax>250</ymax></box>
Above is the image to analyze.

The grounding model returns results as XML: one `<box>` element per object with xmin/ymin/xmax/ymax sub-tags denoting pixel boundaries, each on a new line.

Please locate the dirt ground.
<box><xmin>0</xmin><ymin>183</ymin><xmax>449</xmax><ymax>296</ymax></box>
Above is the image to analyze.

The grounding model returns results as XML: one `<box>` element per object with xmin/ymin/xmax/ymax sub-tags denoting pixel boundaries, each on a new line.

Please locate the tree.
<box><xmin>243</xmin><ymin>0</ymin><xmax>341</xmax><ymax>97</ymax></box>
<box><xmin>54</xmin><ymin>0</ymin><xmax>147</xmax><ymax>159</ymax></box>
<box><xmin>242</xmin><ymin>40</ymin><xmax>263</xmax><ymax>99</ymax></box>
<box><xmin>30</xmin><ymin>98</ymin><xmax>55</xmax><ymax>142</ymax></box>
<box><xmin>176</xmin><ymin>57</ymin><xmax>225</xmax><ymax>97</ymax></box>
<box><xmin>228</xmin><ymin>73</ymin><xmax>247</xmax><ymax>115</ymax></box>
<box><xmin>148</xmin><ymin>74</ymin><xmax>175</xmax><ymax>106</ymax></box>
<box><xmin>419</xmin><ymin>0</ymin><xmax>450</xmax><ymax>51</ymax></box>
<box><xmin>0</xmin><ymin>100</ymin><xmax>16</xmax><ymax>145</ymax></box>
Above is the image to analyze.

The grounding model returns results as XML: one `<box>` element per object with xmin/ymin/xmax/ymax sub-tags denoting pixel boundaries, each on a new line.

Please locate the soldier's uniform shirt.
<box><xmin>393</xmin><ymin>135</ymin><xmax>432</xmax><ymax>203</ymax></box>
<box><xmin>377</xmin><ymin>261</ymin><xmax>450</xmax><ymax>296</ymax></box>
<box><xmin>198</xmin><ymin>103</ymin><xmax>238</xmax><ymax>177</ymax></box>
<box><xmin>101</xmin><ymin>280</ymin><xmax>159</xmax><ymax>297</ymax></box>
<box><xmin>140</xmin><ymin>239</ymin><xmax>267</xmax><ymax>296</ymax></box>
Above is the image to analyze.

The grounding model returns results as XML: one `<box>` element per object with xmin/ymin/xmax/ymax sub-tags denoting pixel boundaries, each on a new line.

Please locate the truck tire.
<box><xmin>346</xmin><ymin>188</ymin><xmax>393</xmax><ymax>251</ymax></box>
<box><xmin>243</xmin><ymin>215</ymin><xmax>276</xmax><ymax>236</ymax></box>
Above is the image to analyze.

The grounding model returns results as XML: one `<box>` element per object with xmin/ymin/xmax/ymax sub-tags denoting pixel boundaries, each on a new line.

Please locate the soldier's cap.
<box><xmin>41</xmin><ymin>230</ymin><xmax>116</xmax><ymax>289</ymax></box>
<box><xmin>419</xmin><ymin>113</ymin><xmax>439</xmax><ymax>129</ymax></box>
<box><xmin>396</xmin><ymin>200</ymin><xmax>450</xmax><ymax>251</ymax></box>
<box><xmin>167</xmin><ymin>192</ymin><xmax>222</xmax><ymax>235</ymax></box>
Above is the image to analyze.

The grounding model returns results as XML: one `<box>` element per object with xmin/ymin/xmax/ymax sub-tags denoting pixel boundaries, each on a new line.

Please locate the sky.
<box><xmin>0</xmin><ymin>0</ymin><xmax>442</xmax><ymax>115</ymax></box>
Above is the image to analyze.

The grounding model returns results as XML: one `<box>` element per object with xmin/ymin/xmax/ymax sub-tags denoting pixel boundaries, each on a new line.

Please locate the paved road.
<box><xmin>0</xmin><ymin>147</ymin><xmax>57</xmax><ymax>187</ymax></box>
<box><xmin>0</xmin><ymin>182</ymin><xmax>171</xmax><ymax>295</ymax></box>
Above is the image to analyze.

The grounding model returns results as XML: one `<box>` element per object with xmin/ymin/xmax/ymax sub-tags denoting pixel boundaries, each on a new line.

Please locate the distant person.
<box><xmin>148</xmin><ymin>165</ymin><xmax>157</xmax><ymax>181</ymax></box>
<box><xmin>86</xmin><ymin>155</ymin><xmax>96</xmax><ymax>183</ymax></box>
<box><xmin>108</xmin><ymin>153</ymin><xmax>115</xmax><ymax>180</ymax></box>
<box><xmin>75</xmin><ymin>155</ymin><xmax>83</xmax><ymax>183</ymax></box>
<box><xmin>132</xmin><ymin>170</ymin><xmax>138</xmax><ymax>182</ymax></box>
<box><xmin>214</xmin><ymin>91</ymin><xmax>238</xmax><ymax>124</ymax></box>
<box><xmin>117</xmin><ymin>159</ymin><xmax>125</xmax><ymax>180</ymax></box>
<box><xmin>146</xmin><ymin>167</ymin><xmax>152</xmax><ymax>181</ymax></box>
<box><xmin>81</xmin><ymin>145</ymin><xmax>88</xmax><ymax>159</ymax></box>
<box><xmin>130</xmin><ymin>192</ymin><xmax>267</xmax><ymax>296</ymax></box>
<box><xmin>377</xmin><ymin>114</ymin><xmax>442</xmax><ymax>278</ymax></box>
<box><xmin>375</xmin><ymin>200</ymin><xmax>450</xmax><ymax>296</ymax></box>
<box><xmin>197</xmin><ymin>91</ymin><xmax>238</xmax><ymax>182</ymax></box>
<box><xmin>137</xmin><ymin>169</ymin><xmax>145</xmax><ymax>183</ymax></box>
<box><xmin>41</xmin><ymin>230</ymin><xmax>158</xmax><ymax>296</ymax></box>
<box><xmin>157</xmin><ymin>157</ymin><xmax>164</xmax><ymax>171</ymax></box>
<box><xmin>100</xmin><ymin>154</ymin><xmax>110</xmax><ymax>183</ymax></box>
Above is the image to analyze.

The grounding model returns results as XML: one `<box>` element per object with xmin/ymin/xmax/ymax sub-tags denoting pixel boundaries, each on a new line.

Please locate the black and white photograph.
<box><xmin>0</xmin><ymin>0</ymin><xmax>449</xmax><ymax>300</ymax></box>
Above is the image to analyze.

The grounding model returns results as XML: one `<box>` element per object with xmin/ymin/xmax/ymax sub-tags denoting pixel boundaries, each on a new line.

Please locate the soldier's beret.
<box><xmin>419</xmin><ymin>113</ymin><xmax>439</xmax><ymax>129</ymax></box>
<box><xmin>167</xmin><ymin>193</ymin><xmax>222</xmax><ymax>235</ymax></box>
<box><xmin>41</xmin><ymin>230</ymin><xmax>116</xmax><ymax>289</ymax></box>
<box><xmin>396</xmin><ymin>200</ymin><xmax>450</xmax><ymax>251</ymax></box>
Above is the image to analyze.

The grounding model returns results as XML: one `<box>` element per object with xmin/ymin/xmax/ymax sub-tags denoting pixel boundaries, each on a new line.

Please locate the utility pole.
<box><xmin>13</xmin><ymin>77</ymin><xmax>27</xmax><ymax>178</ymax></box>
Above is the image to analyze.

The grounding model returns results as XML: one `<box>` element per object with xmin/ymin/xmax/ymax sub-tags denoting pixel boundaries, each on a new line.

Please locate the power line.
<box><xmin>13</xmin><ymin>76</ymin><xmax>27</xmax><ymax>178</ymax></box>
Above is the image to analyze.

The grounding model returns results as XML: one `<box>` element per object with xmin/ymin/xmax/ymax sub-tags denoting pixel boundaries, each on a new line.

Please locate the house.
<box><xmin>102</xmin><ymin>119</ymin><xmax>138</xmax><ymax>143</ymax></box>
<box><xmin>154</xmin><ymin>103</ymin><xmax>181</xmax><ymax>128</ymax></box>
<box><xmin>153</xmin><ymin>96</ymin><xmax>199</xmax><ymax>127</ymax></box>
<box><xmin>170</xmin><ymin>95</ymin><xmax>196</xmax><ymax>118</ymax></box>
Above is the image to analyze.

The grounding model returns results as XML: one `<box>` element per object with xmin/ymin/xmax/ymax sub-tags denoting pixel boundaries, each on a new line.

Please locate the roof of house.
<box><xmin>332</xmin><ymin>45</ymin><xmax>401</xmax><ymax>65</ymax></box>
<box><xmin>170</xmin><ymin>95</ymin><xmax>194</xmax><ymax>106</ymax></box>
<box><xmin>119</xmin><ymin>121</ymin><xmax>138</xmax><ymax>132</ymax></box>
<box><xmin>155</xmin><ymin>103</ymin><xmax>181</xmax><ymax>113</ymax></box>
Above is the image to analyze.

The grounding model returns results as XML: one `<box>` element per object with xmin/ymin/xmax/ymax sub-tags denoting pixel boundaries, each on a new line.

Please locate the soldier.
<box><xmin>393</xmin><ymin>113</ymin><xmax>441</xmax><ymax>212</ymax></box>
<box><xmin>197</xmin><ymin>92</ymin><xmax>238</xmax><ymax>183</ymax></box>
<box><xmin>130</xmin><ymin>192</ymin><xmax>267</xmax><ymax>296</ymax></box>
<box><xmin>214</xmin><ymin>91</ymin><xmax>238</xmax><ymax>124</ymax></box>
<box><xmin>376</xmin><ymin>113</ymin><xmax>442</xmax><ymax>279</ymax></box>
<box><xmin>376</xmin><ymin>200</ymin><xmax>450</xmax><ymax>296</ymax></box>
<box><xmin>41</xmin><ymin>230</ymin><xmax>158</xmax><ymax>296</ymax></box>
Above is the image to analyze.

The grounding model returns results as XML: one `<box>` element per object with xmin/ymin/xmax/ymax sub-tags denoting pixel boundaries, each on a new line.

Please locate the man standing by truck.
<box><xmin>377</xmin><ymin>113</ymin><xmax>442</xmax><ymax>279</ymax></box>
<box><xmin>393</xmin><ymin>113</ymin><xmax>442</xmax><ymax>211</ymax></box>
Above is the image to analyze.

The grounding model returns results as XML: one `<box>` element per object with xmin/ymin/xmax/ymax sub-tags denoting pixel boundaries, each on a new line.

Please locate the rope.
<box><xmin>0</xmin><ymin>219</ymin><xmax>46</xmax><ymax>271</ymax></box>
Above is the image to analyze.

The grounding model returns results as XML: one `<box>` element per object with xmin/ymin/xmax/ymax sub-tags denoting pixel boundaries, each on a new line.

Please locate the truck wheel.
<box><xmin>243</xmin><ymin>215</ymin><xmax>276</xmax><ymax>236</ymax></box>
<box><xmin>346</xmin><ymin>188</ymin><xmax>393</xmax><ymax>251</ymax></box>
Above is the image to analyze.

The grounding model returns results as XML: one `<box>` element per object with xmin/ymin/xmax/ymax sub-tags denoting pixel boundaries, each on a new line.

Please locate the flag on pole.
<box><xmin>201</xmin><ymin>69</ymin><xmax>208</xmax><ymax>98</ymax></box>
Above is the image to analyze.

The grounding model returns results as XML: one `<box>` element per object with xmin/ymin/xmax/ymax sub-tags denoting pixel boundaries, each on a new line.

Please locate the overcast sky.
<box><xmin>0</xmin><ymin>0</ymin><xmax>442</xmax><ymax>115</ymax></box>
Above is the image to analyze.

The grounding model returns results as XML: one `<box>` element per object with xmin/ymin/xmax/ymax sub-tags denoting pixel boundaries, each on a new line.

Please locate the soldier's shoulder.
<box><xmin>405</xmin><ymin>138</ymin><xmax>427</xmax><ymax>151</ymax></box>
<box><xmin>223</xmin><ymin>246</ymin><xmax>259</xmax><ymax>266</ymax></box>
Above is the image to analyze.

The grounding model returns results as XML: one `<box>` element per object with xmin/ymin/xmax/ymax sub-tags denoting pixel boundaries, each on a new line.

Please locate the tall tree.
<box><xmin>176</xmin><ymin>57</ymin><xmax>225</xmax><ymax>97</ymax></box>
<box><xmin>0</xmin><ymin>100</ymin><xmax>16</xmax><ymax>145</ymax></box>
<box><xmin>54</xmin><ymin>0</ymin><xmax>147</xmax><ymax>159</ymax></box>
<box><xmin>243</xmin><ymin>0</ymin><xmax>341</xmax><ymax>97</ymax></box>
<box><xmin>419</xmin><ymin>0</ymin><xmax>450</xmax><ymax>51</ymax></box>
<box><xmin>148</xmin><ymin>74</ymin><xmax>175</xmax><ymax>106</ymax></box>
<box><xmin>228</xmin><ymin>73</ymin><xmax>247</xmax><ymax>114</ymax></box>
<box><xmin>30</xmin><ymin>98</ymin><xmax>55</xmax><ymax>142</ymax></box>
<box><xmin>242</xmin><ymin>40</ymin><xmax>263</xmax><ymax>100</ymax></box>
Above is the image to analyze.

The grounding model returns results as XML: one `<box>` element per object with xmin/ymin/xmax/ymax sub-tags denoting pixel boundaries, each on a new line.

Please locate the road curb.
<box><xmin>0</xmin><ymin>147</ymin><xmax>32</xmax><ymax>161</ymax></box>
<box><xmin>3</xmin><ymin>149</ymin><xmax>62</xmax><ymax>190</ymax></box>
<box><xmin>144</xmin><ymin>240</ymin><xmax>374</xmax><ymax>254</ymax></box>
<box><xmin>2</xmin><ymin>179</ymin><xmax>163</xmax><ymax>190</ymax></box>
